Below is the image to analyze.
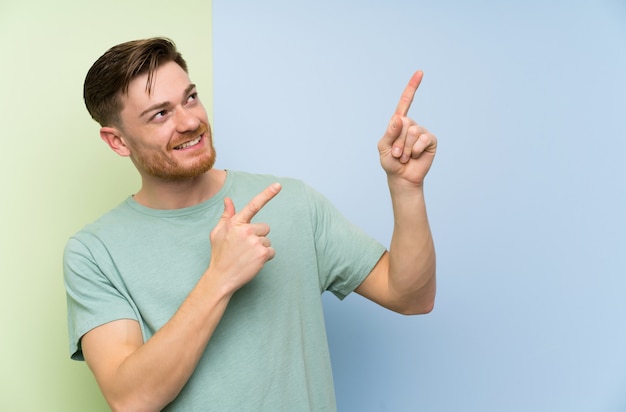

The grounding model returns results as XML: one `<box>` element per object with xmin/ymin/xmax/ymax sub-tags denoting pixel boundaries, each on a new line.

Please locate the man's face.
<box><xmin>117</xmin><ymin>61</ymin><xmax>215</xmax><ymax>181</ymax></box>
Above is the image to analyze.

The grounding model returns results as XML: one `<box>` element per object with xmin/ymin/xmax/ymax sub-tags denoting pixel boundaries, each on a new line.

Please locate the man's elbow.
<box><xmin>400</xmin><ymin>275</ymin><xmax>436</xmax><ymax>315</ymax></box>
<box><xmin>397</xmin><ymin>297</ymin><xmax>435</xmax><ymax>316</ymax></box>
<box><xmin>396</xmin><ymin>280</ymin><xmax>437</xmax><ymax>315</ymax></box>
<box><xmin>106</xmin><ymin>389</ymin><xmax>174</xmax><ymax>412</ymax></box>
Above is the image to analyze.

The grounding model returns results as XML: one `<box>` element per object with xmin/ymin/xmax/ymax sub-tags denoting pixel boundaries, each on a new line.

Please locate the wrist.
<box><xmin>198</xmin><ymin>268</ymin><xmax>238</xmax><ymax>304</ymax></box>
<box><xmin>387</xmin><ymin>175</ymin><xmax>425</xmax><ymax>195</ymax></box>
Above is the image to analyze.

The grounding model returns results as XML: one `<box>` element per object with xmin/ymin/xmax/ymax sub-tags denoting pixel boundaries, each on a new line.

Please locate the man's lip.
<box><xmin>172</xmin><ymin>133</ymin><xmax>204</xmax><ymax>150</ymax></box>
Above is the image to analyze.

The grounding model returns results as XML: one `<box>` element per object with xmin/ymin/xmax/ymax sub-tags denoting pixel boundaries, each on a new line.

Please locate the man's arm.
<box><xmin>81</xmin><ymin>183</ymin><xmax>282</xmax><ymax>411</ymax></box>
<box><xmin>355</xmin><ymin>71</ymin><xmax>437</xmax><ymax>315</ymax></box>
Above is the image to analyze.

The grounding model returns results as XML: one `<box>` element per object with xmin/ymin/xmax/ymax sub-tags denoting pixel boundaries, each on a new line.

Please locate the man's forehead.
<box><xmin>123</xmin><ymin>63</ymin><xmax>192</xmax><ymax>106</ymax></box>
<box><xmin>129</xmin><ymin>62</ymin><xmax>190</xmax><ymax>97</ymax></box>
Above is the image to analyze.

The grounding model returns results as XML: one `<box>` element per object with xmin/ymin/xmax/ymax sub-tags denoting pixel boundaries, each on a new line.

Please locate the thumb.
<box><xmin>379</xmin><ymin>115</ymin><xmax>403</xmax><ymax>153</ymax></box>
<box><xmin>220</xmin><ymin>197</ymin><xmax>236</xmax><ymax>220</ymax></box>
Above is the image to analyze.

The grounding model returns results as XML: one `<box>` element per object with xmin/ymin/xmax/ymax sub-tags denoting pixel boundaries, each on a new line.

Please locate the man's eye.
<box><xmin>153</xmin><ymin>110</ymin><xmax>167</xmax><ymax>120</ymax></box>
<box><xmin>187</xmin><ymin>92</ymin><xmax>198</xmax><ymax>103</ymax></box>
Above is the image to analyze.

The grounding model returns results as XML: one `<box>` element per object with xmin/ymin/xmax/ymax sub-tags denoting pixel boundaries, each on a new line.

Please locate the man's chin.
<box><xmin>146</xmin><ymin>154</ymin><xmax>216</xmax><ymax>182</ymax></box>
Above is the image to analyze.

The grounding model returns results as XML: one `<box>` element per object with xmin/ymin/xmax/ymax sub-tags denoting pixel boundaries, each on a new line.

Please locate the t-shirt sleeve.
<box><xmin>63</xmin><ymin>235</ymin><xmax>138</xmax><ymax>361</ymax></box>
<box><xmin>304</xmin><ymin>184</ymin><xmax>387</xmax><ymax>300</ymax></box>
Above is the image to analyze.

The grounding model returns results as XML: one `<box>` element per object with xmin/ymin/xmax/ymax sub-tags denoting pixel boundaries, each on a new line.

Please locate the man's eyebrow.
<box><xmin>140</xmin><ymin>102</ymin><xmax>169</xmax><ymax>118</ymax></box>
<box><xmin>185</xmin><ymin>83</ymin><xmax>197</xmax><ymax>96</ymax></box>
<box><xmin>139</xmin><ymin>84</ymin><xmax>197</xmax><ymax>118</ymax></box>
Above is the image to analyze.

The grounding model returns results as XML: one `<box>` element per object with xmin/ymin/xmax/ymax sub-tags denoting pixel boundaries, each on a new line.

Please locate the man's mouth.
<box><xmin>174</xmin><ymin>135</ymin><xmax>202</xmax><ymax>150</ymax></box>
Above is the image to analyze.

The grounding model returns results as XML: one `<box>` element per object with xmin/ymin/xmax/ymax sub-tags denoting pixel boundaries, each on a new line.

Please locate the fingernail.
<box><xmin>392</xmin><ymin>147</ymin><xmax>402</xmax><ymax>157</ymax></box>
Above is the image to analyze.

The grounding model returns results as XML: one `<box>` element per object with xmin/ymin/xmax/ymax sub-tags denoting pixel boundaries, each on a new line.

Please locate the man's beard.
<box><xmin>133</xmin><ymin>123</ymin><xmax>217</xmax><ymax>181</ymax></box>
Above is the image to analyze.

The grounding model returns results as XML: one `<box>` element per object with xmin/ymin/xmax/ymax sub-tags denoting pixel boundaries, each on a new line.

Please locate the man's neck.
<box><xmin>133</xmin><ymin>169</ymin><xmax>227</xmax><ymax>210</ymax></box>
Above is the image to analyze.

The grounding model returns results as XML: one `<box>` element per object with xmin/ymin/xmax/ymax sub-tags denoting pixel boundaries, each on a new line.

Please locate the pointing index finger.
<box><xmin>234</xmin><ymin>183</ymin><xmax>282</xmax><ymax>224</ymax></box>
<box><xmin>394</xmin><ymin>70</ymin><xmax>423</xmax><ymax>117</ymax></box>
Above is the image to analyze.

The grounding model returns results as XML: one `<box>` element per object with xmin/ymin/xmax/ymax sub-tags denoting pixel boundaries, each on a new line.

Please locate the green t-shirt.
<box><xmin>64</xmin><ymin>170</ymin><xmax>386</xmax><ymax>411</ymax></box>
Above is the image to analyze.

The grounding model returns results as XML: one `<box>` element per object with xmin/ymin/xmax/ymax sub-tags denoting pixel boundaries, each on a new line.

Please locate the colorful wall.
<box><xmin>2</xmin><ymin>1</ymin><xmax>625</xmax><ymax>411</ymax></box>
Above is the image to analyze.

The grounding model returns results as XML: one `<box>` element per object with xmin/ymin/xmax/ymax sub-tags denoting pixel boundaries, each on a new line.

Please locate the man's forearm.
<box><xmin>86</xmin><ymin>272</ymin><xmax>233</xmax><ymax>411</ymax></box>
<box><xmin>387</xmin><ymin>180</ymin><xmax>436</xmax><ymax>314</ymax></box>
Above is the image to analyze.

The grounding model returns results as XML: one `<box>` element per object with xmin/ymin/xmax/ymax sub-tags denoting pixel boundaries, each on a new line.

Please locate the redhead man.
<box><xmin>64</xmin><ymin>37</ymin><xmax>437</xmax><ymax>411</ymax></box>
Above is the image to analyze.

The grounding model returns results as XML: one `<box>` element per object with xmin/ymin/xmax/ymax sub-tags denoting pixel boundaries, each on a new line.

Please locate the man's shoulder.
<box><xmin>228</xmin><ymin>170</ymin><xmax>312</xmax><ymax>199</ymax></box>
<box><xmin>229</xmin><ymin>170</ymin><xmax>304</xmax><ymax>187</ymax></box>
<box><xmin>68</xmin><ymin>198</ymin><xmax>137</xmax><ymax>243</ymax></box>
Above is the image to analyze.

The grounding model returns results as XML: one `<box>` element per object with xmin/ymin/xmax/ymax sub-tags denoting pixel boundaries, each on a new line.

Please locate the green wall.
<box><xmin>0</xmin><ymin>1</ymin><xmax>212</xmax><ymax>410</ymax></box>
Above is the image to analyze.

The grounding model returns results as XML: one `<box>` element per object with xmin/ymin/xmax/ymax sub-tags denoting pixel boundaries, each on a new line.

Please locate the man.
<box><xmin>64</xmin><ymin>37</ymin><xmax>437</xmax><ymax>411</ymax></box>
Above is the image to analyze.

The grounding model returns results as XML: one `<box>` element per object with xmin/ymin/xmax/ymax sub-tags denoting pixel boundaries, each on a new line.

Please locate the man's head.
<box><xmin>86</xmin><ymin>38</ymin><xmax>215</xmax><ymax>182</ymax></box>
<box><xmin>84</xmin><ymin>37</ymin><xmax>188</xmax><ymax>128</ymax></box>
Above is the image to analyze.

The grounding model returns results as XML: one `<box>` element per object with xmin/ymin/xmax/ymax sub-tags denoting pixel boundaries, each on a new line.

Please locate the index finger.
<box><xmin>394</xmin><ymin>70</ymin><xmax>423</xmax><ymax>117</ymax></box>
<box><xmin>234</xmin><ymin>183</ymin><xmax>282</xmax><ymax>223</ymax></box>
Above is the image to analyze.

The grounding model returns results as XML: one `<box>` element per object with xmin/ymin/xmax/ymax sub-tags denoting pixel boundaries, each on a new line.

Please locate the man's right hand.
<box><xmin>207</xmin><ymin>182</ymin><xmax>282</xmax><ymax>294</ymax></box>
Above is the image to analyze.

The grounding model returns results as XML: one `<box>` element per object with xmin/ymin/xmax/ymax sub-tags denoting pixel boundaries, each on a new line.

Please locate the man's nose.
<box><xmin>174</xmin><ymin>107</ymin><xmax>200</xmax><ymax>133</ymax></box>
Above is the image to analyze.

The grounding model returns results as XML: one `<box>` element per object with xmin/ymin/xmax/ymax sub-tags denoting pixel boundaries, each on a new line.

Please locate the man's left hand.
<box><xmin>378</xmin><ymin>71</ymin><xmax>437</xmax><ymax>188</ymax></box>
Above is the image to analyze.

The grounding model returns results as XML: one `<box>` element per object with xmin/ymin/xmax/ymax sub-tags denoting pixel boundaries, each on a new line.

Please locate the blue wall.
<box><xmin>212</xmin><ymin>1</ymin><xmax>626</xmax><ymax>410</ymax></box>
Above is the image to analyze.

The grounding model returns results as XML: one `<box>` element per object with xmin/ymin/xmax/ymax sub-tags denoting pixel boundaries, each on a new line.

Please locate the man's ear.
<box><xmin>100</xmin><ymin>127</ymin><xmax>131</xmax><ymax>157</ymax></box>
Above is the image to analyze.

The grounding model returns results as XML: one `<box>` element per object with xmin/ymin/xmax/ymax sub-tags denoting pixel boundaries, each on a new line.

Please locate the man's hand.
<box><xmin>378</xmin><ymin>71</ymin><xmax>437</xmax><ymax>187</ymax></box>
<box><xmin>208</xmin><ymin>183</ymin><xmax>282</xmax><ymax>294</ymax></box>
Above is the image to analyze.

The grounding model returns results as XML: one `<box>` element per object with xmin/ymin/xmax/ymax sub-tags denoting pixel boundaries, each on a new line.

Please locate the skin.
<box><xmin>355</xmin><ymin>70</ymin><xmax>437</xmax><ymax>314</ymax></box>
<box><xmin>82</xmin><ymin>62</ymin><xmax>437</xmax><ymax>411</ymax></box>
<box><xmin>100</xmin><ymin>61</ymin><xmax>223</xmax><ymax>209</ymax></box>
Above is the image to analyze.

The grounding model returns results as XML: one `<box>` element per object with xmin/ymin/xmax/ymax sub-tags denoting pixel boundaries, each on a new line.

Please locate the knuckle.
<box><xmin>247</xmin><ymin>201</ymin><xmax>261</xmax><ymax>215</ymax></box>
<box><xmin>241</xmin><ymin>225</ymin><xmax>255</xmax><ymax>237</ymax></box>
